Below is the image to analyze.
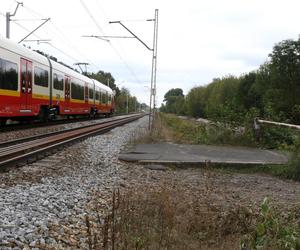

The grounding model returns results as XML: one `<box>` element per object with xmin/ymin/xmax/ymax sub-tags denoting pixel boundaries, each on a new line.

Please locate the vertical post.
<box><xmin>5</xmin><ymin>2</ymin><xmax>23</xmax><ymax>39</ymax></box>
<box><xmin>152</xmin><ymin>9</ymin><xmax>159</xmax><ymax>115</ymax></box>
<box><xmin>6</xmin><ymin>12</ymin><xmax>10</xmax><ymax>39</ymax></box>
<box><xmin>148</xmin><ymin>9</ymin><xmax>159</xmax><ymax>130</ymax></box>
<box><xmin>126</xmin><ymin>94</ymin><xmax>128</xmax><ymax>114</ymax></box>
<box><xmin>107</xmin><ymin>78</ymin><xmax>110</xmax><ymax>87</ymax></box>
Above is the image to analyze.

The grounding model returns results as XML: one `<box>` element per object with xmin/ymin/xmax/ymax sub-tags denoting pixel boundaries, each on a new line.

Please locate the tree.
<box><xmin>88</xmin><ymin>70</ymin><xmax>120</xmax><ymax>96</ymax></box>
<box><xmin>267</xmin><ymin>38</ymin><xmax>300</xmax><ymax>123</ymax></box>
<box><xmin>162</xmin><ymin>88</ymin><xmax>185</xmax><ymax>114</ymax></box>
<box><xmin>186</xmin><ymin>86</ymin><xmax>207</xmax><ymax>117</ymax></box>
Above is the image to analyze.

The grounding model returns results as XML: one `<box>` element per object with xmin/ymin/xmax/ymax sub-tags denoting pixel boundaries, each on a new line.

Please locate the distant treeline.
<box><xmin>87</xmin><ymin>71</ymin><xmax>146</xmax><ymax>114</ymax></box>
<box><xmin>160</xmin><ymin>38</ymin><xmax>300</xmax><ymax>125</ymax></box>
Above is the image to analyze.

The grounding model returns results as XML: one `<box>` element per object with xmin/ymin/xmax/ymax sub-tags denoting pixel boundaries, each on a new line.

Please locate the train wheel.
<box><xmin>0</xmin><ymin>118</ymin><xmax>7</xmax><ymax>126</ymax></box>
<box><xmin>38</xmin><ymin>108</ymin><xmax>49</xmax><ymax>123</ymax></box>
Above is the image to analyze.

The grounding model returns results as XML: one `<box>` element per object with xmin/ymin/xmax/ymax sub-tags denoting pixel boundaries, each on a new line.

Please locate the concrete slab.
<box><xmin>119</xmin><ymin>143</ymin><xmax>289</xmax><ymax>166</ymax></box>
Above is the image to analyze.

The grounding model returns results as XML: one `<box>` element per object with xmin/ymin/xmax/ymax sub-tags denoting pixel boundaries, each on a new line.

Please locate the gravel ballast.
<box><xmin>0</xmin><ymin>115</ymin><xmax>299</xmax><ymax>249</ymax></box>
<box><xmin>0</xmin><ymin>116</ymin><xmax>148</xmax><ymax>249</ymax></box>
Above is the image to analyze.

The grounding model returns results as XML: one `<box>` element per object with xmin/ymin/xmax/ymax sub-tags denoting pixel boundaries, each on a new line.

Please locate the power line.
<box><xmin>80</xmin><ymin>0</ymin><xmax>106</xmax><ymax>36</ymax></box>
<box><xmin>21</xmin><ymin>4</ymin><xmax>45</xmax><ymax>19</ymax></box>
<box><xmin>12</xmin><ymin>20</ymin><xmax>42</xmax><ymax>39</ymax></box>
<box><xmin>46</xmin><ymin>42</ymin><xmax>81</xmax><ymax>63</ymax></box>
<box><xmin>48</xmin><ymin>21</ymin><xmax>99</xmax><ymax>69</ymax></box>
<box><xmin>16</xmin><ymin>1</ymin><xmax>99</xmax><ymax>71</ymax></box>
<box><xmin>82</xmin><ymin>0</ymin><xmax>144</xmax><ymax>85</ymax></box>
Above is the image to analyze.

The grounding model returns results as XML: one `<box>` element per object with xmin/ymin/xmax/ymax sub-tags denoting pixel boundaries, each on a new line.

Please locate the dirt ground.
<box><xmin>79</xmin><ymin>162</ymin><xmax>300</xmax><ymax>249</ymax></box>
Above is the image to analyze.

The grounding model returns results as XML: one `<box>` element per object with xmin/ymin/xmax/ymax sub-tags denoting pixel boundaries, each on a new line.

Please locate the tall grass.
<box><xmin>160</xmin><ymin>113</ymin><xmax>255</xmax><ymax>146</ymax></box>
<box><xmin>83</xmin><ymin>186</ymin><xmax>299</xmax><ymax>249</ymax></box>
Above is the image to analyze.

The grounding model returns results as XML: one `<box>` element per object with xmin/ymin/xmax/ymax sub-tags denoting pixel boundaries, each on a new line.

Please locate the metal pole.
<box><xmin>152</xmin><ymin>9</ymin><xmax>159</xmax><ymax>113</ymax></box>
<box><xmin>6</xmin><ymin>13</ymin><xmax>10</xmax><ymax>39</ymax></box>
<box><xmin>126</xmin><ymin>94</ymin><xmax>128</xmax><ymax>114</ymax></box>
<box><xmin>6</xmin><ymin>2</ymin><xmax>23</xmax><ymax>39</ymax></box>
<box><xmin>148</xmin><ymin>9</ymin><xmax>159</xmax><ymax>130</ymax></box>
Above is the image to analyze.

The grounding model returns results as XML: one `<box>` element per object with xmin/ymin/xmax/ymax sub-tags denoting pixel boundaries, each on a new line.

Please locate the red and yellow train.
<box><xmin>0</xmin><ymin>37</ymin><xmax>115</xmax><ymax>125</ymax></box>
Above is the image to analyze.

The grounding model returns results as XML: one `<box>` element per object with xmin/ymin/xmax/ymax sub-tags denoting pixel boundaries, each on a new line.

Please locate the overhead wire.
<box><xmin>81</xmin><ymin>0</ymin><xmax>143</xmax><ymax>85</ymax></box>
<box><xmin>46</xmin><ymin>43</ymin><xmax>81</xmax><ymax>63</ymax></box>
<box><xmin>12</xmin><ymin>20</ymin><xmax>42</xmax><ymax>40</ymax></box>
<box><xmin>48</xmin><ymin>20</ymin><xmax>99</xmax><ymax>69</ymax></box>
<box><xmin>16</xmin><ymin>1</ymin><xmax>99</xmax><ymax>72</ymax></box>
<box><xmin>95</xmin><ymin>0</ymin><xmax>152</xmax><ymax>86</ymax></box>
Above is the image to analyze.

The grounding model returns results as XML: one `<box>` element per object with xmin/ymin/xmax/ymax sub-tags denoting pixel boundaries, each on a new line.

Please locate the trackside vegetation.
<box><xmin>87</xmin><ymin>71</ymin><xmax>147</xmax><ymax>114</ymax></box>
<box><xmin>160</xmin><ymin>37</ymin><xmax>300</xmax><ymax>180</ymax></box>
<box><xmin>161</xmin><ymin>38</ymin><xmax>300</xmax><ymax>125</ymax></box>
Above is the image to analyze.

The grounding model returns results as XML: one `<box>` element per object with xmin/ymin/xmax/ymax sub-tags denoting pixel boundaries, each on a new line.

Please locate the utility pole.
<box><xmin>126</xmin><ymin>93</ymin><xmax>129</xmax><ymax>114</ymax></box>
<box><xmin>107</xmin><ymin>79</ymin><xmax>110</xmax><ymax>87</ymax></box>
<box><xmin>6</xmin><ymin>1</ymin><xmax>23</xmax><ymax>39</ymax></box>
<box><xmin>149</xmin><ymin>9</ymin><xmax>159</xmax><ymax>130</ymax></box>
<box><xmin>107</xmin><ymin>9</ymin><xmax>159</xmax><ymax>130</ymax></box>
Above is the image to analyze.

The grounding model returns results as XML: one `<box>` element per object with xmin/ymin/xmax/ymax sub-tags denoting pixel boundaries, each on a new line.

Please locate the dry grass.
<box><xmin>77</xmin><ymin>164</ymin><xmax>257</xmax><ymax>250</ymax></box>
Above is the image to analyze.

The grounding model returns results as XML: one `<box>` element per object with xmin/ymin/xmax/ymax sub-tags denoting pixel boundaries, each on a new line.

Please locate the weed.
<box><xmin>241</xmin><ymin>198</ymin><xmax>300</xmax><ymax>250</ymax></box>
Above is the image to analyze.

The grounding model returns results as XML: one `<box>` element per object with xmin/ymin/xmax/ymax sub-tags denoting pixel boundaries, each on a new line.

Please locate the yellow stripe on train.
<box><xmin>70</xmin><ymin>98</ymin><xmax>85</xmax><ymax>104</ymax></box>
<box><xmin>32</xmin><ymin>94</ymin><xmax>49</xmax><ymax>100</ymax></box>
<box><xmin>0</xmin><ymin>89</ymin><xmax>20</xmax><ymax>97</ymax></box>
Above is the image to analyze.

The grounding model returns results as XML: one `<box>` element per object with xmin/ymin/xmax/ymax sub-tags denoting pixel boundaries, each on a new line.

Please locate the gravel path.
<box><xmin>0</xmin><ymin>115</ymin><xmax>299</xmax><ymax>249</ymax></box>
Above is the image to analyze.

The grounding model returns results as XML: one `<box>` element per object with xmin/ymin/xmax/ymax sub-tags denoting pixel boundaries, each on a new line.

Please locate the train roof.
<box><xmin>0</xmin><ymin>35</ymin><xmax>49</xmax><ymax>66</ymax></box>
<box><xmin>0</xmin><ymin>36</ymin><xmax>113</xmax><ymax>95</ymax></box>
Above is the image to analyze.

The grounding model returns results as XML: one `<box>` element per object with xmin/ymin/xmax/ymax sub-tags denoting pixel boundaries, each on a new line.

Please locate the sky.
<box><xmin>1</xmin><ymin>0</ymin><xmax>300</xmax><ymax>106</ymax></box>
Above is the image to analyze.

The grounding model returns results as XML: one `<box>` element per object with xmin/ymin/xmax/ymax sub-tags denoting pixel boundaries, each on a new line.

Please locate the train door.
<box><xmin>20</xmin><ymin>58</ymin><xmax>33</xmax><ymax>111</ymax></box>
<box><xmin>64</xmin><ymin>76</ymin><xmax>70</xmax><ymax>109</ymax></box>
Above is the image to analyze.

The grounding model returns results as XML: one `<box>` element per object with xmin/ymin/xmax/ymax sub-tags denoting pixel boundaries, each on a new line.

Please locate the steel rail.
<box><xmin>0</xmin><ymin>113</ymin><xmax>145</xmax><ymax>168</ymax></box>
<box><xmin>0</xmin><ymin>114</ymin><xmax>141</xmax><ymax>148</ymax></box>
<box><xmin>0</xmin><ymin>114</ymin><xmax>112</xmax><ymax>133</ymax></box>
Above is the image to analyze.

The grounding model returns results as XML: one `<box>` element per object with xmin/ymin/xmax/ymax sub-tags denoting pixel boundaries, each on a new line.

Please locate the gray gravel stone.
<box><xmin>0</xmin><ymin>116</ymin><xmax>148</xmax><ymax>248</ymax></box>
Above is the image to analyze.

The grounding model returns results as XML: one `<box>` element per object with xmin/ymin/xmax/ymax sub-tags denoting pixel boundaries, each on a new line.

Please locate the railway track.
<box><xmin>0</xmin><ymin>113</ymin><xmax>145</xmax><ymax>169</ymax></box>
<box><xmin>0</xmin><ymin>114</ymin><xmax>112</xmax><ymax>133</ymax></box>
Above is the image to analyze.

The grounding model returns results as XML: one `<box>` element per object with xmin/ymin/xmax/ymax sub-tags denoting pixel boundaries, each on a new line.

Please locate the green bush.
<box><xmin>242</xmin><ymin>198</ymin><xmax>300</xmax><ymax>249</ymax></box>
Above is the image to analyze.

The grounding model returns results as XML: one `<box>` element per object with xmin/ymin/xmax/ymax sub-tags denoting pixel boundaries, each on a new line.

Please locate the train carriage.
<box><xmin>0</xmin><ymin>37</ymin><xmax>114</xmax><ymax>125</ymax></box>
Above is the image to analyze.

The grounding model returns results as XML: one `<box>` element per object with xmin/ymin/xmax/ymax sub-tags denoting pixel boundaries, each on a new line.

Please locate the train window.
<box><xmin>95</xmin><ymin>91</ymin><xmax>99</xmax><ymax>101</ymax></box>
<box><xmin>0</xmin><ymin>58</ymin><xmax>18</xmax><ymax>91</ymax></box>
<box><xmin>89</xmin><ymin>88</ymin><xmax>93</xmax><ymax>99</ymax></box>
<box><xmin>71</xmin><ymin>82</ymin><xmax>84</xmax><ymax>100</ymax></box>
<box><xmin>34</xmin><ymin>67</ymin><xmax>48</xmax><ymax>87</ymax></box>
<box><xmin>53</xmin><ymin>73</ymin><xmax>64</xmax><ymax>91</ymax></box>
<box><xmin>103</xmin><ymin>92</ymin><xmax>108</xmax><ymax>104</ymax></box>
<box><xmin>101</xmin><ymin>92</ymin><xmax>105</xmax><ymax>104</ymax></box>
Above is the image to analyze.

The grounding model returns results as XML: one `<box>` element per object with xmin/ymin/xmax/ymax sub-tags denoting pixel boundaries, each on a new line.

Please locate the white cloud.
<box><xmin>1</xmin><ymin>0</ymin><xmax>300</xmax><ymax>105</ymax></box>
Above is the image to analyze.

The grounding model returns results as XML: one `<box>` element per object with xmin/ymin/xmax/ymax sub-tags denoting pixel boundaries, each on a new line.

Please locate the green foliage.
<box><xmin>88</xmin><ymin>70</ymin><xmax>120</xmax><ymax>95</ymax></box>
<box><xmin>161</xmin><ymin>88</ymin><xmax>186</xmax><ymax>115</ymax></box>
<box><xmin>161</xmin><ymin>113</ymin><xmax>254</xmax><ymax>146</ymax></box>
<box><xmin>115</xmin><ymin>87</ymin><xmax>141</xmax><ymax>114</ymax></box>
<box><xmin>268</xmin><ymin>39</ymin><xmax>300</xmax><ymax>123</ymax></box>
<box><xmin>242</xmin><ymin>198</ymin><xmax>300</xmax><ymax>249</ymax></box>
<box><xmin>161</xmin><ymin>37</ymin><xmax>300</xmax><ymax>151</ymax></box>
<box><xmin>278</xmin><ymin>139</ymin><xmax>300</xmax><ymax>181</ymax></box>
